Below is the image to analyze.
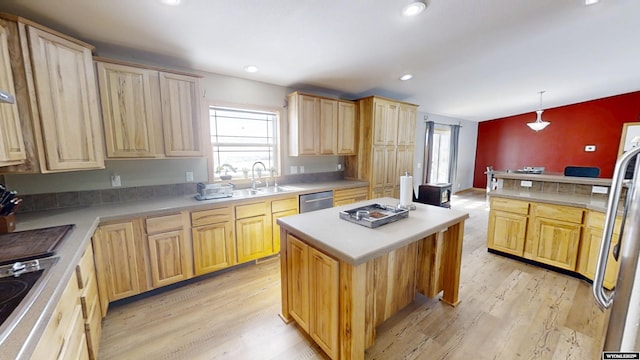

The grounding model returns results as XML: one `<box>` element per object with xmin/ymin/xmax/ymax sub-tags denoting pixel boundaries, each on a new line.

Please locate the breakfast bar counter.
<box><xmin>277</xmin><ymin>198</ymin><xmax>469</xmax><ymax>360</ymax></box>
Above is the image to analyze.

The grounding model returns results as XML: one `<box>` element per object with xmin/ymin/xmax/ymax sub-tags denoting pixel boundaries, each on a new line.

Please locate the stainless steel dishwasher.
<box><xmin>299</xmin><ymin>190</ymin><xmax>334</xmax><ymax>213</ymax></box>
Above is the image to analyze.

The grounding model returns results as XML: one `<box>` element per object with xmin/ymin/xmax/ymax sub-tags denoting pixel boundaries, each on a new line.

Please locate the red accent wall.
<box><xmin>473</xmin><ymin>91</ymin><xmax>640</xmax><ymax>188</ymax></box>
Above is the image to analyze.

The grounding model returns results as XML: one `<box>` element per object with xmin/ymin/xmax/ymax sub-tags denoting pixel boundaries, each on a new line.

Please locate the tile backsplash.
<box><xmin>16</xmin><ymin>171</ymin><xmax>345</xmax><ymax>213</ymax></box>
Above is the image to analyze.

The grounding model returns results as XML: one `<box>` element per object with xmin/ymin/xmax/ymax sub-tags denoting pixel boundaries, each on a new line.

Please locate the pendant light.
<box><xmin>527</xmin><ymin>91</ymin><xmax>551</xmax><ymax>131</ymax></box>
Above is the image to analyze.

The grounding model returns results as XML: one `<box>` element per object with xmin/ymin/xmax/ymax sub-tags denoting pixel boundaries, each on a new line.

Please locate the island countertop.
<box><xmin>277</xmin><ymin>197</ymin><xmax>470</xmax><ymax>265</ymax></box>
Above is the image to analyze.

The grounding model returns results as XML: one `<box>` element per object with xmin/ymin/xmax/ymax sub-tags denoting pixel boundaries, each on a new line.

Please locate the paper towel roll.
<box><xmin>399</xmin><ymin>175</ymin><xmax>413</xmax><ymax>207</ymax></box>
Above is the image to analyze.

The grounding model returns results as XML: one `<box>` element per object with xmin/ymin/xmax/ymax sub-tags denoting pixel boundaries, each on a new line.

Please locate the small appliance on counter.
<box><xmin>515</xmin><ymin>166</ymin><xmax>545</xmax><ymax>174</ymax></box>
<box><xmin>195</xmin><ymin>182</ymin><xmax>234</xmax><ymax>201</ymax></box>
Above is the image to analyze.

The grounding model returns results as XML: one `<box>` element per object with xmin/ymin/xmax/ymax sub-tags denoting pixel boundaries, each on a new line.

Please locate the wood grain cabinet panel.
<box><xmin>287</xmin><ymin>235</ymin><xmax>310</xmax><ymax>332</ymax></box>
<box><xmin>487</xmin><ymin>209</ymin><xmax>527</xmax><ymax>256</ymax></box>
<box><xmin>235</xmin><ymin>215</ymin><xmax>273</xmax><ymax>263</ymax></box>
<box><xmin>308</xmin><ymin>247</ymin><xmax>339</xmax><ymax>360</ymax></box>
<box><xmin>0</xmin><ymin>21</ymin><xmax>26</xmax><ymax>167</ymax></box>
<box><xmin>147</xmin><ymin>230</ymin><xmax>190</xmax><ymax>287</ymax></box>
<box><xmin>288</xmin><ymin>93</ymin><xmax>319</xmax><ymax>156</ymax></box>
<box><xmin>192</xmin><ymin>221</ymin><xmax>235</xmax><ymax>275</ymax></box>
<box><xmin>27</xmin><ymin>26</ymin><xmax>104</xmax><ymax>171</ymax></box>
<box><xmin>159</xmin><ymin>72</ymin><xmax>203</xmax><ymax>156</ymax></box>
<box><xmin>319</xmin><ymin>98</ymin><xmax>338</xmax><ymax>155</ymax></box>
<box><xmin>337</xmin><ymin>101</ymin><xmax>356</xmax><ymax>155</ymax></box>
<box><xmin>355</xmin><ymin>96</ymin><xmax>418</xmax><ymax>199</ymax></box>
<box><xmin>578</xmin><ymin>211</ymin><xmax>621</xmax><ymax>289</ymax></box>
<box><xmin>96</xmin><ymin>61</ymin><xmax>157</xmax><ymax>158</ymax></box>
<box><xmin>333</xmin><ymin>187</ymin><xmax>368</xmax><ymax>207</ymax></box>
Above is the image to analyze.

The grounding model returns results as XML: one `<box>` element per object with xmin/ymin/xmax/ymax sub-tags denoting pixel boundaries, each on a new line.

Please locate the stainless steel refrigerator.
<box><xmin>593</xmin><ymin>145</ymin><xmax>640</xmax><ymax>351</ymax></box>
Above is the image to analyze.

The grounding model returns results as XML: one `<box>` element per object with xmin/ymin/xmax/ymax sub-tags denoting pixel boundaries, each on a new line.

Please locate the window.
<box><xmin>209</xmin><ymin>106</ymin><xmax>279</xmax><ymax>180</ymax></box>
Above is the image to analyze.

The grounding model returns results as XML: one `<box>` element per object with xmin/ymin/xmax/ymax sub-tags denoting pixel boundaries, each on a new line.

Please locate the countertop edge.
<box><xmin>493</xmin><ymin>172</ymin><xmax>612</xmax><ymax>186</ymax></box>
<box><xmin>488</xmin><ymin>189</ymin><xmax>609</xmax><ymax>212</ymax></box>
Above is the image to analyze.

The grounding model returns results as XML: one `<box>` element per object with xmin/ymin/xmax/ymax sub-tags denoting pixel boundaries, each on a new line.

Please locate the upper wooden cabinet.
<box><xmin>352</xmin><ymin>96</ymin><xmax>418</xmax><ymax>198</ymax></box>
<box><xmin>288</xmin><ymin>92</ymin><xmax>357</xmax><ymax>156</ymax></box>
<box><xmin>0</xmin><ymin>20</ymin><xmax>26</xmax><ymax>167</ymax></box>
<box><xmin>95</xmin><ymin>58</ymin><xmax>204</xmax><ymax>159</ymax></box>
<box><xmin>0</xmin><ymin>14</ymin><xmax>104</xmax><ymax>173</ymax></box>
<box><xmin>159</xmin><ymin>72</ymin><xmax>203</xmax><ymax>156</ymax></box>
<box><xmin>96</xmin><ymin>61</ymin><xmax>157</xmax><ymax>158</ymax></box>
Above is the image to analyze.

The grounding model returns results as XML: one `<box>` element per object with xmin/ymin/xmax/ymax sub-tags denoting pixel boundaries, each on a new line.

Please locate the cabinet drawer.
<box><xmin>334</xmin><ymin>187</ymin><xmax>368</xmax><ymax>200</ymax></box>
<box><xmin>59</xmin><ymin>306</ymin><xmax>88</xmax><ymax>360</ymax></box>
<box><xmin>271</xmin><ymin>197</ymin><xmax>298</xmax><ymax>213</ymax></box>
<box><xmin>30</xmin><ymin>273</ymin><xmax>81</xmax><ymax>360</ymax></box>
<box><xmin>191</xmin><ymin>206</ymin><xmax>231</xmax><ymax>227</ymax></box>
<box><xmin>490</xmin><ymin>198</ymin><xmax>529</xmax><ymax>215</ymax></box>
<box><xmin>586</xmin><ymin>211</ymin><xmax>622</xmax><ymax>232</ymax></box>
<box><xmin>146</xmin><ymin>213</ymin><xmax>183</xmax><ymax>234</ymax></box>
<box><xmin>80</xmin><ymin>272</ymin><xmax>99</xmax><ymax>320</ymax></box>
<box><xmin>533</xmin><ymin>203</ymin><xmax>584</xmax><ymax>224</ymax></box>
<box><xmin>76</xmin><ymin>244</ymin><xmax>95</xmax><ymax>289</ymax></box>
<box><xmin>85</xmin><ymin>294</ymin><xmax>102</xmax><ymax>360</ymax></box>
<box><xmin>236</xmin><ymin>202</ymin><xmax>267</xmax><ymax>219</ymax></box>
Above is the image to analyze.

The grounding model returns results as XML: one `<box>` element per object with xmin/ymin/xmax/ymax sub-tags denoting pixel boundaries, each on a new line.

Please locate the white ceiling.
<box><xmin>1</xmin><ymin>0</ymin><xmax>639</xmax><ymax>121</ymax></box>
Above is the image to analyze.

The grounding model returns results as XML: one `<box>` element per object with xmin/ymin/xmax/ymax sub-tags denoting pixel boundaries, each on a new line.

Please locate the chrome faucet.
<box><xmin>251</xmin><ymin>161</ymin><xmax>267</xmax><ymax>190</ymax></box>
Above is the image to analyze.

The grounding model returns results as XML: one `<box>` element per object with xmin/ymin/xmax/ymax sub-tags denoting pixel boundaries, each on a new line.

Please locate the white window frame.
<box><xmin>207</xmin><ymin>102</ymin><xmax>282</xmax><ymax>184</ymax></box>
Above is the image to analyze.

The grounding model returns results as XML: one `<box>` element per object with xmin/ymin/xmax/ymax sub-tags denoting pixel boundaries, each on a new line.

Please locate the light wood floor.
<box><xmin>98</xmin><ymin>190</ymin><xmax>608</xmax><ymax>360</ymax></box>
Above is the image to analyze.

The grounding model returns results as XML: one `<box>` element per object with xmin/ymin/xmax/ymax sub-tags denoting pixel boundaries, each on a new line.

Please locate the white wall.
<box><xmin>413</xmin><ymin>112</ymin><xmax>478</xmax><ymax>192</ymax></box>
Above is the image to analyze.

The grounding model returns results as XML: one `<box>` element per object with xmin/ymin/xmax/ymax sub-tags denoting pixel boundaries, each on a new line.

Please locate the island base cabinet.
<box><xmin>285</xmin><ymin>234</ymin><xmax>339</xmax><ymax>359</ymax></box>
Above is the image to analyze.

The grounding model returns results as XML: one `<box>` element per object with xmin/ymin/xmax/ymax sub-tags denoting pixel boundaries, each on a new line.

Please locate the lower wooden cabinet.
<box><xmin>235</xmin><ymin>202</ymin><xmax>273</xmax><ymax>263</ymax></box>
<box><xmin>31</xmin><ymin>243</ymin><xmax>100</xmax><ymax>360</ymax></box>
<box><xmin>271</xmin><ymin>196</ymin><xmax>298</xmax><ymax>253</ymax></box>
<box><xmin>578</xmin><ymin>211</ymin><xmax>622</xmax><ymax>289</ymax></box>
<box><xmin>333</xmin><ymin>186</ymin><xmax>368</xmax><ymax>207</ymax></box>
<box><xmin>286</xmin><ymin>234</ymin><xmax>339</xmax><ymax>359</ymax></box>
<box><xmin>191</xmin><ymin>206</ymin><xmax>235</xmax><ymax>275</ymax></box>
<box><xmin>146</xmin><ymin>212</ymin><xmax>193</xmax><ymax>288</ymax></box>
<box><xmin>528</xmin><ymin>204</ymin><xmax>584</xmax><ymax>271</ymax></box>
<box><xmin>92</xmin><ymin>220</ymin><xmax>148</xmax><ymax>309</ymax></box>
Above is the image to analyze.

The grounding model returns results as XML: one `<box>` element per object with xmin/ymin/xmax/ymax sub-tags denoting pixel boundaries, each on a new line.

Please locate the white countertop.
<box><xmin>277</xmin><ymin>197</ymin><xmax>470</xmax><ymax>265</ymax></box>
<box><xmin>0</xmin><ymin>180</ymin><xmax>367</xmax><ymax>360</ymax></box>
<box><xmin>493</xmin><ymin>171</ymin><xmax>612</xmax><ymax>186</ymax></box>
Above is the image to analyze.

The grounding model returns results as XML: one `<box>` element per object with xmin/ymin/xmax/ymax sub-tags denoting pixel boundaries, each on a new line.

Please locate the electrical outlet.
<box><xmin>299</xmin><ymin>166</ymin><xmax>305</xmax><ymax>173</ymax></box>
<box><xmin>417</xmin><ymin>162</ymin><xmax>422</xmax><ymax>169</ymax></box>
<box><xmin>585</xmin><ymin>145</ymin><xmax>596</xmax><ymax>152</ymax></box>
<box><xmin>520</xmin><ymin>180</ymin><xmax>532</xmax><ymax>188</ymax></box>
<box><xmin>592</xmin><ymin>186</ymin><xmax>609</xmax><ymax>194</ymax></box>
<box><xmin>290</xmin><ymin>166</ymin><xmax>298</xmax><ymax>174</ymax></box>
<box><xmin>186</xmin><ymin>171</ymin><xmax>194</xmax><ymax>182</ymax></box>
<box><xmin>337</xmin><ymin>164</ymin><xmax>342</xmax><ymax>171</ymax></box>
<box><xmin>111</xmin><ymin>175</ymin><xmax>121</xmax><ymax>187</ymax></box>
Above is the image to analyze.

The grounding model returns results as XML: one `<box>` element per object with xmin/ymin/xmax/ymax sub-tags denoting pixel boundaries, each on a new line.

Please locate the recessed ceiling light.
<box><xmin>159</xmin><ymin>0</ymin><xmax>181</xmax><ymax>5</ymax></box>
<box><xmin>585</xmin><ymin>0</ymin><xmax>599</xmax><ymax>4</ymax></box>
<box><xmin>400</xmin><ymin>74</ymin><xmax>413</xmax><ymax>81</ymax></box>
<box><xmin>244</xmin><ymin>65</ymin><xmax>259</xmax><ymax>73</ymax></box>
<box><xmin>402</xmin><ymin>1</ymin><xmax>427</xmax><ymax>16</ymax></box>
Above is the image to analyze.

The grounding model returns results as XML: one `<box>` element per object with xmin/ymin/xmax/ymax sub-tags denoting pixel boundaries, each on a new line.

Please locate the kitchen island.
<box><xmin>277</xmin><ymin>198</ymin><xmax>469</xmax><ymax>360</ymax></box>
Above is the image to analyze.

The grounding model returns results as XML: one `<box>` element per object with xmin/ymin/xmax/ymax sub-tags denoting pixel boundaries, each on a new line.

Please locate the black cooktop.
<box><xmin>0</xmin><ymin>269</ymin><xmax>44</xmax><ymax>325</ymax></box>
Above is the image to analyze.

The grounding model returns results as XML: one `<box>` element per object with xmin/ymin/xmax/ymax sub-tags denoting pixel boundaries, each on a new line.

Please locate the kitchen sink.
<box><xmin>232</xmin><ymin>186</ymin><xmax>299</xmax><ymax>198</ymax></box>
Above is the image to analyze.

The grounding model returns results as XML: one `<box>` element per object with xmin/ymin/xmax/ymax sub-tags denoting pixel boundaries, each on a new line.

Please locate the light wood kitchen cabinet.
<box><xmin>146</xmin><ymin>212</ymin><xmax>193</xmax><ymax>288</ymax></box>
<box><xmin>288</xmin><ymin>91</ymin><xmax>357</xmax><ymax>156</ymax></box>
<box><xmin>288</xmin><ymin>93</ymin><xmax>318</xmax><ymax>156</ymax></box>
<box><xmin>271</xmin><ymin>196</ymin><xmax>298</xmax><ymax>253</ymax></box>
<box><xmin>0</xmin><ymin>20</ymin><xmax>26</xmax><ymax>167</ymax></box>
<box><xmin>92</xmin><ymin>220</ymin><xmax>150</xmax><ymax>313</ymax></box>
<box><xmin>528</xmin><ymin>203</ymin><xmax>584</xmax><ymax>271</ymax></box>
<box><xmin>76</xmin><ymin>243</ymin><xmax>102</xmax><ymax>360</ymax></box>
<box><xmin>31</xmin><ymin>244</ymin><xmax>95</xmax><ymax>360</ymax></box>
<box><xmin>487</xmin><ymin>198</ymin><xmax>529</xmax><ymax>256</ymax></box>
<box><xmin>95</xmin><ymin>58</ymin><xmax>204</xmax><ymax>159</ymax></box>
<box><xmin>95</xmin><ymin>61</ymin><xmax>157</xmax><ymax>158</ymax></box>
<box><xmin>333</xmin><ymin>186</ymin><xmax>368</xmax><ymax>206</ymax></box>
<box><xmin>578</xmin><ymin>211</ymin><xmax>621</xmax><ymax>289</ymax></box>
<box><xmin>235</xmin><ymin>202</ymin><xmax>273</xmax><ymax>263</ymax></box>
<box><xmin>0</xmin><ymin>14</ymin><xmax>104</xmax><ymax>173</ymax></box>
<box><xmin>319</xmin><ymin>98</ymin><xmax>338</xmax><ymax>155</ymax></box>
<box><xmin>285</xmin><ymin>234</ymin><xmax>339</xmax><ymax>359</ymax></box>
<box><xmin>337</xmin><ymin>101</ymin><xmax>356</xmax><ymax>155</ymax></box>
<box><xmin>352</xmin><ymin>96</ymin><xmax>418</xmax><ymax>199</ymax></box>
<box><xmin>160</xmin><ymin>72</ymin><xmax>203</xmax><ymax>157</ymax></box>
<box><xmin>191</xmin><ymin>206</ymin><xmax>236</xmax><ymax>275</ymax></box>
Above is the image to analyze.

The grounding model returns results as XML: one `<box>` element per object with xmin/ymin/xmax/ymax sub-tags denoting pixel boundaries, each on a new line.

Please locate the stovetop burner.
<box><xmin>0</xmin><ymin>269</ymin><xmax>44</xmax><ymax>325</ymax></box>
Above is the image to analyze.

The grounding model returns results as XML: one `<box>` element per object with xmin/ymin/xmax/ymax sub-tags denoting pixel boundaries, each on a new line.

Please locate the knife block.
<box><xmin>0</xmin><ymin>213</ymin><xmax>16</xmax><ymax>234</ymax></box>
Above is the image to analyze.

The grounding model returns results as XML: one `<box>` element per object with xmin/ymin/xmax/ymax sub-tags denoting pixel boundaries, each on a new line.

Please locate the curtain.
<box><xmin>423</xmin><ymin>121</ymin><xmax>434</xmax><ymax>183</ymax></box>
<box><xmin>423</xmin><ymin>120</ymin><xmax>461</xmax><ymax>186</ymax></box>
